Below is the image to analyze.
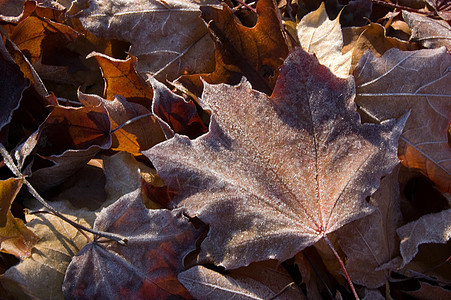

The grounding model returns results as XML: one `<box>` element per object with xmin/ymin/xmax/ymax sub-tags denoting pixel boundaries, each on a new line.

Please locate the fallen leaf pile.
<box><xmin>0</xmin><ymin>0</ymin><xmax>450</xmax><ymax>299</ymax></box>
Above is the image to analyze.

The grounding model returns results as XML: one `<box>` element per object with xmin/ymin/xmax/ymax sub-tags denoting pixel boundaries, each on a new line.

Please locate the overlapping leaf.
<box><xmin>145</xmin><ymin>48</ymin><xmax>407</xmax><ymax>269</ymax></box>
<box><xmin>177</xmin><ymin>0</ymin><xmax>289</xmax><ymax>96</ymax></box>
<box><xmin>63</xmin><ymin>189</ymin><xmax>203</xmax><ymax>299</ymax></box>
<box><xmin>354</xmin><ymin>47</ymin><xmax>451</xmax><ymax>193</ymax></box>
<box><xmin>78</xmin><ymin>0</ymin><xmax>219</xmax><ymax>81</ymax></box>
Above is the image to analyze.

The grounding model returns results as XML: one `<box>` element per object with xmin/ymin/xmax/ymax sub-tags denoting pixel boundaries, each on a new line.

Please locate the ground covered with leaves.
<box><xmin>0</xmin><ymin>0</ymin><xmax>450</xmax><ymax>299</ymax></box>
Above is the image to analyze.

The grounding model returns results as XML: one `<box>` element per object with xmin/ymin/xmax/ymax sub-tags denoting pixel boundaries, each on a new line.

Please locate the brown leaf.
<box><xmin>78</xmin><ymin>92</ymin><xmax>165</xmax><ymax>155</ymax></box>
<box><xmin>402</xmin><ymin>11</ymin><xmax>451</xmax><ymax>52</ymax></box>
<box><xmin>397</xmin><ymin>208</ymin><xmax>451</xmax><ymax>267</ymax></box>
<box><xmin>354</xmin><ymin>47</ymin><xmax>451</xmax><ymax>193</ymax></box>
<box><xmin>177</xmin><ymin>0</ymin><xmax>289</xmax><ymax>96</ymax></box>
<box><xmin>402</xmin><ymin>281</ymin><xmax>451</xmax><ymax>300</ymax></box>
<box><xmin>0</xmin><ymin>0</ymin><xmax>35</xmax><ymax>23</ymax></box>
<box><xmin>336</xmin><ymin>165</ymin><xmax>402</xmax><ymax>288</ymax></box>
<box><xmin>342</xmin><ymin>22</ymin><xmax>419</xmax><ymax>73</ymax></box>
<box><xmin>0</xmin><ymin>212</ymin><xmax>38</xmax><ymax>258</ymax></box>
<box><xmin>63</xmin><ymin>189</ymin><xmax>203</xmax><ymax>299</ymax></box>
<box><xmin>0</xmin><ymin>39</ymin><xmax>30</xmax><ymax>131</ymax></box>
<box><xmin>179</xmin><ymin>261</ymin><xmax>305</xmax><ymax>299</ymax></box>
<box><xmin>9</xmin><ymin>16</ymin><xmax>79</xmax><ymax>64</ymax></box>
<box><xmin>145</xmin><ymin>48</ymin><xmax>407</xmax><ymax>269</ymax></box>
<box><xmin>426</xmin><ymin>0</ymin><xmax>451</xmax><ymax>21</ymax></box>
<box><xmin>0</xmin><ymin>178</ymin><xmax>24</xmax><ymax>227</ymax></box>
<box><xmin>150</xmin><ymin>77</ymin><xmax>208</xmax><ymax>139</ymax></box>
<box><xmin>0</xmin><ymin>197</ymin><xmax>104</xmax><ymax>299</ymax></box>
<box><xmin>290</xmin><ymin>2</ymin><xmax>353</xmax><ymax>78</ymax></box>
<box><xmin>78</xmin><ymin>0</ymin><xmax>219</xmax><ymax>81</ymax></box>
<box><xmin>88</xmin><ymin>52</ymin><xmax>154</xmax><ymax>108</ymax></box>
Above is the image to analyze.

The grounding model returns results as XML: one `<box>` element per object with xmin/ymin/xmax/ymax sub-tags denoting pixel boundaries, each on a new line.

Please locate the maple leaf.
<box><xmin>402</xmin><ymin>11</ymin><xmax>451</xmax><ymax>51</ymax></box>
<box><xmin>336</xmin><ymin>166</ymin><xmax>402</xmax><ymax>288</ymax></box>
<box><xmin>177</xmin><ymin>0</ymin><xmax>289</xmax><ymax>96</ymax></box>
<box><xmin>78</xmin><ymin>0</ymin><xmax>219</xmax><ymax>81</ymax></box>
<box><xmin>285</xmin><ymin>2</ymin><xmax>352</xmax><ymax>78</ymax></box>
<box><xmin>179</xmin><ymin>261</ymin><xmax>305</xmax><ymax>299</ymax></box>
<box><xmin>62</xmin><ymin>189</ymin><xmax>203</xmax><ymax>299</ymax></box>
<box><xmin>354</xmin><ymin>47</ymin><xmax>451</xmax><ymax>193</ymax></box>
<box><xmin>145</xmin><ymin>48</ymin><xmax>407</xmax><ymax>269</ymax></box>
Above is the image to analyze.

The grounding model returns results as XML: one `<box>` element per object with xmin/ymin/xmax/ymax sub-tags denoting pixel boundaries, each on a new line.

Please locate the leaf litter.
<box><xmin>0</xmin><ymin>0</ymin><xmax>450</xmax><ymax>299</ymax></box>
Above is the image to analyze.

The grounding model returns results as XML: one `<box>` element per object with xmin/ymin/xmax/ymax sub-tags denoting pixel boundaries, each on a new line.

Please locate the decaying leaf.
<box><xmin>402</xmin><ymin>11</ymin><xmax>451</xmax><ymax>51</ymax></box>
<box><xmin>179</xmin><ymin>261</ymin><xmax>305</xmax><ymax>299</ymax></box>
<box><xmin>354</xmin><ymin>47</ymin><xmax>451</xmax><ymax>193</ymax></box>
<box><xmin>397</xmin><ymin>208</ymin><xmax>451</xmax><ymax>267</ymax></box>
<box><xmin>63</xmin><ymin>189</ymin><xmax>203</xmax><ymax>299</ymax></box>
<box><xmin>145</xmin><ymin>47</ymin><xmax>407</xmax><ymax>269</ymax></box>
<box><xmin>78</xmin><ymin>0</ymin><xmax>219</xmax><ymax>81</ymax></box>
<box><xmin>177</xmin><ymin>0</ymin><xmax>289</xmax><ymax>96</ymax></box>
<box><xmin>78</xmin><ymin>92</ymin><xmax>165</xmax><ymax>155</ymax></box>
<box><xmin>88</xmin><ymin>52</ymin><xmax>154</xmax><ymax>108</ymax></box>
<box><xmin>291</xmin><ymin>2</ymin><xmax>352</xmax><ymax>78</ymax></box>
<box><xmin>149</xmin><ymin>76</ymin><xmax>208</xmax><ymax>139</ymax></box>
<box><xmin>0</xmin><ymin>211</ymin><xmax>38</xmax><ymax>259</ymax></box>
<box><xmin>0</xmin><ymin>177</ymin><xmax>24</xmax><ymax>226</ymax></box>
<box><xmin>0</xmin><ymin>198</ymin><xmax>99</xmax><ymax>299</ymax></box>
<box><xmin>342</xmin><ymin>22</ymin><xmax>418</xmax><ymax>72</ymax></box>
<box><xmin>0</xmin><ymin>39</ymin><xmax>30</xmax><ymax>131</ymax></box>
<box><xmin>337</xmin><ymin>165</ymin><xmax>402</xmax><ymax>288</ymax></box>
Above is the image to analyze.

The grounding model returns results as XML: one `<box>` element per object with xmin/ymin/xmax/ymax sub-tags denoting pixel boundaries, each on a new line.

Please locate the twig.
<box><xmin>0</xmin><ymin>144</ymin><xmax>128</xmax><ymax>246</ymax></box>
<box><xmin>323</xmin><ymin>235</ymin><xmax>360</xmax><ymax>300</ymax></box>
<box><xmin>371</xmin><ymin>0</ymin><xmax>436</xmax><ymax>17</ymax></box>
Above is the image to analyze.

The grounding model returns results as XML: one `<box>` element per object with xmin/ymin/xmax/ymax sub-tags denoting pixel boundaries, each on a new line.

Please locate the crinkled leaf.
<box><xmin>78</xmin><ymin>92</ymin><xmax>165</xmax><ymax>155</ymax></box>
<box><xmin>9</xmin><ymin>16</ymin><xmax>79</xmax><ymax>64</ymax></box>
<box><xmin>63</xmin><ymin>189</ymin><xmax>202</xmax><ymax>299</ymax></box>
<box><xmin>354</xmin><ymin>47</ymin><xmax>451</xmax><ymax>193</ymax></box>
<box><xmin>397</xmin><ymin>208</ymin><xmax>451</xmax><ymax>267</ymax></box>
<box><xmin>342</xmin><ymin>22</ymin><xmax>419</xmax><ymax>73</ymax></box>
<box><xmin>150</xmin><ymin>77</ymin><xmax>208</xmax><ymax>139</ymax></box>
<box><xmin>0</xmin><ymin>197</ymin><xmax>102</xmax><ymax>299</ymax></box>
<box><xmin>0</xmin><ymin>177</ymin><xmax>24</xmax><ymax>227</ymax></box>
<box><xmin>179</xmin><ymin>261</ymin><xmax>305</xmax><ymax>299</ymax></box>
<box><xmin>336</xmin><ymin>165</ymin><xmax>402</xmax><ymax>288</ymax></box>
<box><xmin>0</xmin><ymin>211</ymin><xmax>38</xmax><ymax>259</ymax></box>
<box><xmin>294</xmin><ymin>2</ymin><xmax>352</xmax><ymax>78</ymax></box>
<box><xmin>402</xmin><ymin>11</ymin><xmax>451</xmax><ymax>51</ymax></box>
<box><xmin>0</xmin><ymin>39</ymin><xmax>30</xmax><ymax>131</ymax></box>
<box><xmin>177</xmin><ymin>0</ymin><xmax>289</xmax><ymax>96</ymax></box>
<box><xmin>88</xmin><ymin>52</ymin><xmax>154</xmax><ymax>108</ymax></box>
<box><xmin>145</xmin><ymin>48</ymin><xmax>407</xmax><ymax>269</ymax></box>
<box><xmin>426</xmin><ymin>0</ymin><xmax>451</xmax><ymax>21</ymax></box>
<box><xmin>78</xmin><ymin>0</ymin><xmax>219</xmax><ymax>81</ymax></box>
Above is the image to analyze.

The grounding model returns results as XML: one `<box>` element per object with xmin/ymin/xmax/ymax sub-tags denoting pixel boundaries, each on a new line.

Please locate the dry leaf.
<box><xmin>402</xmin><ymin>11</ymin><xmax>451</xmax><ymax>52</ymax></box>
<box><xmin>336</xmin><ymin>166</ymin><xmax>402</xmax><ymax>288</ymax></box>
<box><xmin>88</xmin><ymin>52</ymin><xmax>154</xmax><ymax>108</ymax></box>
<box><xmin>342</xmin><ymin>22</ymin><xmax>418</xmax><ymax>73</ymax></box>
<box><xmin>177</xmin><ymin>0</ymin><xmax>289</xmax><ymax>96</ymax></box>
<box><xmin>179</xmin><ymin>261</ymin><xmax>305</xmax><ymax>299</ymax></box>
<box><xmin>0</xmin><ymin>39</ymin><xmax>30</xmax><ymax>131</ymax></box>
<box><xmin>397</xmin><ymin>208</ymin><xmax>451</xmax><ymax>267</ymax></box>
<box><xmin>78</xmin><ymin>92</ymin><xmax>165</xmax><ymax>155</ymax></box>
<box><xmin>0</xmin><ymin>177</ymin><xmax>24</xmax><ymax>226</ymax></box>
<box><xmin>294</xmin><ymin>2</ymin><xmax>352</xmax><ymax>78</ymax></box>
<box><xmin>78</xmin><ymin>0</ymin><xmax>219</xmax><ymax>81</ymax></box>
<box><xmin>0</xmin><ymin>199</ymin><xmax>95</xmax><ymax>299</ymax></box>
<box><xmin>354</xmin><ymin>47</ymin><xmax>451</xmax><ymax>193</ymax></box>
<box><xmin>145</xmin><ymin>48</ymin><xmax>407</xmax><ymax>269</ymax></box>
<box><xmin>63</xmin><ymin>189</ymin><xmax>203</xmax><ymax>299</ymax></box>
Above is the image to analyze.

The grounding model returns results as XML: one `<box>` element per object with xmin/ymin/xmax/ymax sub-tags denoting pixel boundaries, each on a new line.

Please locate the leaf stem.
<box><xmin>0</xmin><ymin>144</ymin><xmax>128</xmax><ymax>245</ymax></box>
<box><xmin>323</xmin><ymin>235</ymin><xmax>360</xmax><ymax>300</ymax></box>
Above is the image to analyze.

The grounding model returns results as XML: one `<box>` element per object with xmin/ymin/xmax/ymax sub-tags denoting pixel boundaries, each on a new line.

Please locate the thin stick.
<box><xmin>323</xmin><ymin>235</ymin><xmax>360</xmax><ymax>300</ymax></box>
<box><xmin>0</xmin><ymin>144</ymin><xmax>128</xmax><ymax>245</ymax></box>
